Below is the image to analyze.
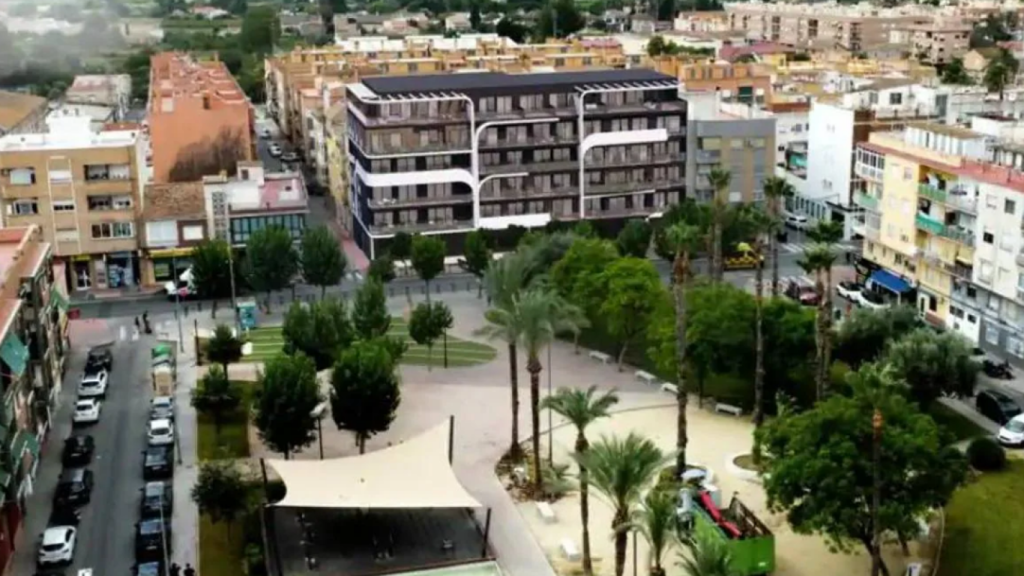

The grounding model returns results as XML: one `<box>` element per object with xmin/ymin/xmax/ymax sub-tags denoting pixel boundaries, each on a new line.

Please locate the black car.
<box><xmin>48</xmin><ymin>506</ymin><xmax>80</xmax><ymax>527</ymax></box>
<box><xmin>135</xmin><ymin>518</ymin><xmax>172</xmax><ymax>561</ymax></box>
<box><xmin>53</xmin><ymin>469</ymin><xmax>93</xmax><ymax>508</ymax></box>
<box><xmin>976</xmin><ymin>388</ymin><xmax>1023</xmax><ymax>425</ymax></box>
<box><xmin>139</xmin><ymin>481</ymin><xmax>173</xmax><ymax>519</ymax></box>
<box><xmin>61</xmin><ymin>436</ymin><xmax>94</xmax><ymax>467</ymax></box>
<box><xmin>85</xmin><ymin>348</ymin><xmax>112</xmax><ymax>374</ymax></box>
<box><xmin>142</xmin><ymin>446</ymin><xmax>173</xmax><ymax>480</ymax></box>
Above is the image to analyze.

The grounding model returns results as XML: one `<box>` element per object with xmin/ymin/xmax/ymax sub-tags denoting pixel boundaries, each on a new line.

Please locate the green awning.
<box><xmin>8</xmin><ymin>431</ymin><xmax>39</xmax><ymax>469</ymax></box>
<box><xmin>49</xmin><ymin>287</ymin><xmax>68</xmax><ymax>311</ymax></box>
<box><xmin>0</xmin><ymin>334</ymin><xmax>28</xmax><ymax>377</ymax></box>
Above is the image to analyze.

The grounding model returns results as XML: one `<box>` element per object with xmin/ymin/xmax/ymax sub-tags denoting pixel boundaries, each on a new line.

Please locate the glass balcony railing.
<box><xmin>918</xmin><ymin>183</ymin><xmax>947</xmax><ymax>203</ymax></box>
<box><xmin>855</xmin><ymin>192</ymin><xmax>879</xmax><ymax>211</ymax></box>
<box><xmin>915</xmin><ymin>213</ymin><xmax>945</xmax><ymax>235</ymax></box>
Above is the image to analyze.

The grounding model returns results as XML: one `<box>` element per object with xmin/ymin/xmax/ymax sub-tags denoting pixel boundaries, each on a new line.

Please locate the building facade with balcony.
<box><xmin>344</xmin><ymin>69</ymin><xmax>686</xmax><ymax>259</ymax></box>
<box><xmin>203</xmin><ymin>162</ymin><xmax>309</xmax><ymax>248</ymax></box>
<box><xmin>140</xmin><ymin>181</ymin><xmax>209</xmax><ymax>286</ymax></box>
<box><xmin>0</xmin><ymin>115</ymin><xmax>146</xmax><ymax>293</ymax></box>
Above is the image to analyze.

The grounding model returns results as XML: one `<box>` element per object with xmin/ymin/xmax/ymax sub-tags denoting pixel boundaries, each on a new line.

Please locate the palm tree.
<box><xmin>574</xmin><ymin>433</ymin><xmax>669</xmax><ymax>576</ymax></box>
<box><xmin>799</xmin><ymin>245</ymin><xmax>837</xmax><ymax>400</ymax></box>
<box><xmin>707</xmin><ymin>167</ymin><xmax>732</xmax><ymax>282</ymax></box>
<box><xmin>627</xmin><ymin>488</ymin><xmax>678</xmax><ymax>576</ymax></box>
<box><xmin>518</xmin><ymin>288</ymin><xmax>587</xmax><ymax>493</ymax></box>
<box><xmin>541</xmin><ymin>386</ymin><xmax>620</xmax><ymax>576</ymax></box>
<box><xmin>677</xmin><ymin>532</ymin><xmax>737</xmax><ymax>576</ymax></box>
<box><xmin>746</xmin><ymin>208</ymin><xmax>777</xmax><ymax>426</ymax></box>
<box><xmin>666</xmin><ymin>222</ymin><xmax>702</xmax><ymax>475</ymax></box>
<box><xmin>475</xmin><ymin>255</ymin><xmax>532</xmax><ymax>461</ymax></box>
<box><xmin>762</xmin><ymin>176</ymin><xmax>795</xmax><ymax>297</ymax></box>
<box><xmin>808</xmin><ymin>221</ymin><xmax>843</xmax><ymax>396</ymax></box>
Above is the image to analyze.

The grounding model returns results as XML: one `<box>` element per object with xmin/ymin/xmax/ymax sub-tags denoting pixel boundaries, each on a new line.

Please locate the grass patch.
<box><xmin>939</xmin><ymin>460</ymin><xmax>1024</xmax><ymax>576</ymax></box>
<box><xmin>928</xmin><ymin>402</ymin><xmax>988</xmax><ymax>443</ymax></box>
<box><xmin>199</xmin><ymin>515</ymin><xmax>245</xmax><ymax>576</ymax></box>
<box><xmin>196</xmin><ymin>381</ymin><xmax>252</xmax><ymax>461</ymax></box>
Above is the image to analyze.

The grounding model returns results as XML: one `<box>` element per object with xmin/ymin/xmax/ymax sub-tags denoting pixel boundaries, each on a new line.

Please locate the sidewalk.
<box><xmin>69</xmin><ymin>285</ymin><xmax>165</xmax><ymax>305</ymax></box>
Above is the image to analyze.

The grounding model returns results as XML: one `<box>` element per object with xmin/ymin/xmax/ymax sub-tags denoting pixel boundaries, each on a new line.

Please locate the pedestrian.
<box><xmin>169</xmin><ymin>563</ymin><xmax>181</xmax><ymax>576</ymax></box>
<box><xmin>184</xmin><ymin>564</ymin><xmax>195</xmax><ymax>576</ymax></box>
<box><xmin>134</xmin><ymin>316</ymin><xmax>140</xmax><ymax>330</ymax></box>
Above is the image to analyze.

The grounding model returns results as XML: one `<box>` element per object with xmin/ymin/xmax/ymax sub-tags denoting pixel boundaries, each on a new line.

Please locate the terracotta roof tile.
<box><xmin>144</xmin><ymin>182</ymin><xmax>207</xmax><ymax>220</ymax></box>
<box><xmin>0</xmin><ymin>90</ymin><xmax>47</xmax><ymax>132</ymax></box>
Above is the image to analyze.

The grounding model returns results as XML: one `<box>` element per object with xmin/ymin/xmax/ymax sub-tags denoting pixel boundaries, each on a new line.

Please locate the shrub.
<box><xmin>541</xmin><ymin>462</ymin><xmax>573</xmax><ymax>499</ymax></box>
<box><xmin>967</xmin><ymin>437</ymin><xmax>1007</xmax><ymax>471</ymax></box>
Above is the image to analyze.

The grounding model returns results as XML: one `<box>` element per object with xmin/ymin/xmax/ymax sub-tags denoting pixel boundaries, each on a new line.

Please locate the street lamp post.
<box><xmin>871</xmin><ymin>409</ymin><xmax>884</xmax><ymax>576</ymax></box>
<box><xmin>171</xmin><ymin>257</ymin><xmax>184</xmax><ymax>353</ymax></box>
<box><xmin>547</xmin><ymin>344</ymin><xmax>553</xmax><ymax>465</ymax></box>
<box><xmin>311</xmin><ymin>401</ymin><xmax>329</xmax><ymax>460</ymax></box>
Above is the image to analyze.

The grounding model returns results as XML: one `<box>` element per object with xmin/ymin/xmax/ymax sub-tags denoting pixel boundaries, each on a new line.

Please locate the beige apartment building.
<box><xmin>0</xmin><ymin>114</ymin><xmax>145</xmax><ymax>292</ymax></box>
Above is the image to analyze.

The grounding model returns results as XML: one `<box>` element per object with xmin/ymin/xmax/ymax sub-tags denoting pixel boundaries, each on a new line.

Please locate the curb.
<box><xmin>725</xmin><ymin>452</ymin><xmax>764</xmax><ymax>485</ymax></box>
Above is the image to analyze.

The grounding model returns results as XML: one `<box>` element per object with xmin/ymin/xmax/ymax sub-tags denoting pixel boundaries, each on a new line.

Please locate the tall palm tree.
<box><xmin>677</xmin><ymin>532</ymin><xmax>737</xmax><ymax>576</ymax></box>
<box><xmin>807</xmin><ymin>221</ymin><xmax>844</xmax><ymax>392</ymax></box>
<box><xmin>627</xmin><ymin>489</ymin><xmax>678</xmax><ymax>576</ymax></box>
<box><xmin>746</xmin><ymin>208</ymin><xmax>777</xmax><ymax>426</ymax></box>
<box><xmin>541</xmin><ymin>386</ymin><xmax>620</xmax><ymax>576</ymax></box>
<box><xmin>762</xmin><ymin>176</ymin><xmax>795</xmax><ymax>297</ymax></box>
<box><xmin>799</xmin><ymin>245</ymin><xmax>837</xmax><ymax>400</ymax></box>
<box><xmin>518</xmin><ymin>288</ymin><xmax>587</xmax><ymax>492</ymax></box>
<box><xmin>475</xmin><ymin>255</ymin><xmax>531</xmax><ymax>461</ymax></box>
<box><xmin>666</xmin><ymin>222</ymin><xmax>702</xmax><ymax>475</ymax></box>
<box><xmin>574</xmin><ymin>433</ymin><xmax>669</xmax><ymax>576</ymax></box>
<box><xmin>707</xmin><ymin>167</ymin><xmax>732</xmax><ymax>282</ymax></box>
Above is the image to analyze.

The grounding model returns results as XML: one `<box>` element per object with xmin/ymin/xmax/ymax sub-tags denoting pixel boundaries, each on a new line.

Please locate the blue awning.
<box><xmin>870</xmin><ymin>269</ymin><xmax>912</xmax><ymax>294</ymax></box>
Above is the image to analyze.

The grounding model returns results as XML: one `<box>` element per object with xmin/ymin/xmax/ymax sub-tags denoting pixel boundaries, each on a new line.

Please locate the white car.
<box><xmin>999</xmin><ymin>414</ymin><xmax>1024</xmax><ymax>446</ymax></box>
<box><xmin>783</xmin><ymin>212</ymin><xmax>809</xmax><ymax>231</ymax></box>
<box><xmin>856</xmin><ymin>290</ymin><xmax>889</xmax><ymax>311</ymax></box>
<box><xmin>836</xmin><ymin>281</ymin><xmax>864</xmax><ymax>301</ymax></box>
<box><xmin>37</xmin><ymin>526</ymin><xmax>76</xmax><ymax>565</ymax></box>
<box><xmin>147</xmin><ymin>418</ymin><xmax>175</xmax><ymax>446</ymax></box>
<box><xmin>73</xmin><ymin>399</ymin><xmax>101</xmax><ymax>425</ymax></box>
<box><xmin>77</xmin><ymin>371</ymin><xmax>108</xmax><ymax>397</ymax></box>
<box><xmin>151</xmin><ymin>396</ymin><xmax>175</xmax><ymax>421</ymax></box>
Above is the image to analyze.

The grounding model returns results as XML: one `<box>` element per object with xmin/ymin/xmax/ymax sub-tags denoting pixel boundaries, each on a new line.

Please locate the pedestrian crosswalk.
<box><xmin>745</xmin><ymin>275</ymin><xmax>817</xmax><ymax>293</ymax></box>
<box><xmin>779</xmin><ymin>242</ymin><xmax>859</xmax><ymax>255</ymax></box>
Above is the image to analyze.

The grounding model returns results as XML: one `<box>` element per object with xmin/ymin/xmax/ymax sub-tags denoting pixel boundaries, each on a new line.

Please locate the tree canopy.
<box><xmin>599</xmin><ymin>257</ymin><xmax>663</xmax><ymax>368</ymax></box>
<box><xmin>245</xmin><ymin>226</ymin><xmax>298</xmax><ymax>304</ymax></box>
<box><xmin>882</xmin><ymin>328</ymin><xmax>978</xmax><ymax>406</ymax></box>
<box><xmin>616</xmin><ymin>220</ymin><xmax>653</xmax><ymax>259</ymax></box>
<box><xmin>330</xmin><ymin>339</ymin><xmax>402</xmax><ymax>453</ymax></box>
<box><xmin>352</xmin><ymin>277</ymin><xmax>391</xmax><ymax>340</ymax></box>
<box><xmin>190</xmin><ymin>239</ymin><xmax>234</xmax><ymax>302</ymax></box>
<box><xmin>300</xmin><ymin>225</ymin><xmax>346</xmax><ymax>297</ymax></box>
<box><xmin>253</xmin><ymin>352</ymin><xmax>322</xmax><ymax>459</ymax></box>
<box><xmin>281</xmin><ymin>298</ymin><xmax>354</xmax><ymax>370</ymax></box>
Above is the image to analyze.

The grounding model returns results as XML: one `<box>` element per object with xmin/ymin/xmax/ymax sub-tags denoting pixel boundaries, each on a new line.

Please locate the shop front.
<box><xmin>105</xmin><ymin>251</ymin><xmax>137</xmax><ymax>289</ymax></box>
<box><xmin>70</xmin><ymin>255</ymin><xmax>92</xmax><ymax>291</ymax></box>
<box><xmin>145</xmin><ymin>247</ymin><xmax>194</xmax><ymax>287</ymax></box>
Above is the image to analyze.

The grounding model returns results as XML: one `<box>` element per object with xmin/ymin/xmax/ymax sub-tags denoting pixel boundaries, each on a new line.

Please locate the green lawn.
<box><xmin>939</xmin><ymin>460</ymin><xmax>1024</xmax><ymax>576</ymax></box>
<box><xmin>196</xmin><ymin>382</ymin><xmax>252</xmax><ymax>461</ymax></box>
<box><xmin>243</xmin><ymin>317</ymin><xmax>497</xmax><ymax>367</ymax></box>
<box><xmin>199</xmin><ymin>516</ymin><xmax>244</xmax><ymax>576</ymax></box>
<box><xmin>928</xmin><ymin>402</ymin><xmax>988</xmax><ymax>443</ymax></box>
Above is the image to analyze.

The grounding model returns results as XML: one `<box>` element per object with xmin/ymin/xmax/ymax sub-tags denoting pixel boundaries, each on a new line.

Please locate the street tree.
<box><xmin>707</xmin><ymin>167</ymin><xmax>732</xmax><ymax>281</ymax></box>
<box><xmin>763</xmin><ymin>176</ymin><xmax>795</xmax><ymax>296</ymax></box>
<box><xmin>192</xmin><ymin>460</ymin><xmax>250</xmax><ymax>541</ymax></box>
<box><xmin>367</xmin><ymin>255</ymin><xmax>396</xmax><ymax>283</ymax></box>
<box><xmin>351</xmin><ymin>277</ymin><xmax>391</xmax><ymax>339</ymax></box>
<box><xmin>600</xmin><ymin>257</ymin><xmax>664</xmax><ymax>370</ymax></box>
<box><xmin>628</xmin><ymin>488</ymin><xmax>678</xmax><ymax>576</ymax></box>
<box><xmin>300</xmin><ymin>225</ymin><xmax>347</xmax><ymax>298</ymax></box>
<box><xmin>541</xmin><ymin>386</ymin><xmax>619</xmax><ymax>576</ymax></box>
<box><xmin>616</xmin><ymin>219</ymin><xmax>653</xmax><ymax>258</ymax></box>
<box><xmin>835</xmin><ymin>306</ymin><xmax>920</xmax><ymax>368</ymax></box>
<box><xmin>573</xmin><ymin>433</ymin><xmax>669</xmax><ymax>576</ymax></box>
<box><xmin>190</xmin><ymin>365</ymin><xmax>241</xmax><ymax>439</ymax></box>
<box><xmin>747</xmin><ymin>207</ymin><xmax>777</xmax><ymax>426</ymax></box>
<box><xmin>330</xmin><ymin>339</ymin><xmax>401</xmax><ymax>453</ymax></box>
<box><xmin>190</xmin><ymin>239</ymin><xmax>233</xmax><ymax>317</ymax></box>
<box><xmin>206</xmin><ymin>324</ymin><xmax>244</xmax><ymax>372</ymax></box>
<box><xmin>388</xmin><ymin>231</ymin><xmax>413</xmax><ymax>263</ymax></box>
<box><xmin>883</xmin><ymin>328</ymin><xmax>978</xmax><ymax>406</ymax></box>
<box><xmin>253</xmin><ymin>352</ymin><xmax>322</xmax><ymax>459</ymax></box>
<box><xmin>798</xmin><ymin>245</ymin><xmax>836</xmax><ymax>399</ymax></box>
<box><xmin>463</xmin><ymin>230</ymin><xmax>492</xmax><ymax>298</ymax></box>
<box><xmin>755</xmin><ymin>363</ymin><xmax>967</xmax><ymax>576</ymax></box>
<box><xmin>807</xmin><ymin>221</ymin><xmax>844</xmax><ymax>391</ymax></box>
<box><xmin>245</xmin><ymin>226</ymin><xmax>298</xmax><ymax>312</ymax></box>
<box><xmin>550</xmin><ymin>237</ymin><xmax>619</xmax><ymax>345</ymax></box>
<box><xmin>408</xmin><ymin>301</ymin><xmax>453</xmax><ymax>370</ymax></box>
<box><xmin>411</xmin><ymin>234</ymin><xmax>446</xmax><ymax>301</ymax></box>
<box><xmin>281</xmin><ymin>298</ymin><xmax>354</xmax><ymax>370</ymax></box>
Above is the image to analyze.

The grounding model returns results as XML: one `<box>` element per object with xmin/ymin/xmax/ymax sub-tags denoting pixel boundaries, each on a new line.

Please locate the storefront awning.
<box><xmin>0</xmin><ymin>334</ymin><xmax>29</xmax><ymax>377</ymax></box>
<box><xmin>9</xmin><ymin>430</ymin><xmax>39</xmax><ymax>469</ymax></box>
<box><xmin>49</xmin><ymin>286</ymin><xmax>69</xmax><ymax>311</ymax></box>
<box><xmin>266</xmin><ymin>420</ymin><xmax>481</xmax><ymax>510</ymax></box>
<box><xmin>870</xmin><ymin>269</ymin><xmax>912</xmax><ymax>294</ymax></box>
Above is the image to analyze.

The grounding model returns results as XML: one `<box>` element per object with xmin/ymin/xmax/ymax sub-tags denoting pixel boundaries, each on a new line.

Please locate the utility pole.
<box><xmin>171</xmin><ymin>257</ymin><xmax>184</xmax><ymax>353</ymax></box>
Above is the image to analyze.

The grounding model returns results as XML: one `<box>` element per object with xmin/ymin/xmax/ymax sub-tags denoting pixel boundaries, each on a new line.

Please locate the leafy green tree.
<box><xmin>600</xmin><ymin>258</ymin><xmax>663</xmax><ymax>370</ymax></box>
<box><xmin>677</xmin><ymin>532</ymin><xmax>736</xmax><ymax>576</ymax></box>
<box><xmin>550</xmin><ymin>238</ymin><xmax>619</xmax><ymax>337</ymax></box>
<box><xmin>300</xmin><ymin>225</ymin><xmax>346</xmax><ymax>298</ymax></box>
<box><xmin>573</xmin><ymin>433</ymin><xmax>669</xmax><ymax>576</ymax></box>
<box><xmin>191</xmin><ymin>365</ymin><xmax>241</xmax><ymax>438</ymax></box>
<box><xmin>245</xmin><ymin>226</ymin><xmax>298</xmax><ymax>312</ymax></box>
<box><xmin>192</xmin><ymin>460</ymin><xmax>250</xmax><ymax>541</ymax></box>
<box><xmin>188</xmin><ymin>239</ymin><xmax>233</xmax><ymax>317</ymax></box>
<box><xmin>463</xmin><ymin>230</ymin><xmax>492</xmax><ymax>298</ymax></box>
<box><xmin>206</xmin><ymin>324</ymin><xmax>244</xmax><ymax>372</ymax></box>
<box><xmin>755</xmin><ymin>363</ymin><xmax>967</xmax><ymax>576</ymax></box>
<box><xmin>616</xmin><ymin>219</ymin><xmax>653</xmax><ymax>258</ymax></box>
<box><xmin>411</xmin><ymin>235</ymin><xmax>446</xmax><ymax>301</ymax></box>
<box><xmin>707</xmin><ymin>167</ymin><xmax>732</xmax><ymax>281</ymax></box>
<box><xmin>984</xmin><ymin>48</ymin><xmax>1019</xmax><ymax>100</ymax></box>
<box><xmin>883</xmin><ymin>328</ymin><xmax>978</xmax><ymax>406</ymax></box>
<box><xmin>573</xmin><ymin>220</ymin><xmax>597</xmax><ymax>238</ymax></box>
<box><xmin>352</xmin><ymin>277</ymin><xmax>391</xmax><ymax>339</ymax></box>
<box><xmin>367</xmin><ymin>255</ymin><xmax>396</xmax><ymax>283</ymax></box>
<box><xmin>408</xmin><ymin>301</ymin><xmax>453</xmax><ymax>370</ymax></box>
<box><xmin>281</xmin><ymin>298</ymin><xmax>353</xmax><ymax>370</ymax></box>
<box><xmin>329</xmin><ymin>339</ymin><xmax>401</xmax><ymax>453</ymax></box>
<box><xmin>240</xmin><ymin>5</ymin><xmax>280</xmax><ymax>55</ymax></box>
<box><xmin>389</xmin><ymin>231</ymin><xmax>413</xmax><ymax>263</ymax></box>
<box><xmin>763</xmin><ymin>176</ymin><xmax>795</xmax><ymax>296</ymax></box>
<box><xmin>628</xmin><ymin>488</ymin><xmax>677</xmax><ymax>576</ymax></box>
<box><xmin>519</xmin><ymin>231</ymin><xmax>576</xmax><ymax>282</ymax></box>
<box><xmin>253</xmin><ymin>352</ymin><xmax>322</xmax><ymax>459</ymax></box>
<box><xmin>541</xmin><ymin>386</ymin><xmax>619</xmax><ymax>576</ymax></box>
<box><xmin>835</xmin><ymin>306</ymin><xmax>920</xmax><ymax>368</ymax></box>
<box><xmin>941</xmin><ymin>57</ymin><xmax>973</xmax><ymax>85</ymax></box>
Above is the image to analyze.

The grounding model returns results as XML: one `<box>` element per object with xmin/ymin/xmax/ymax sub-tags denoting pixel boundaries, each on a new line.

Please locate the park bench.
<box><xmin>715</xmin><ymin>403</ymin><xmax>743</xmax><ymax>417</ymax></box>
<box><xmin>536</xmin><ymin>501</ymin><xmax>557</xmax><ymax>524</ymax></box>
<box><xmin>560</xmin><ymin>538</ymin><xmax>581</xmax><ymax>561</ymax></box>
<box><xmin>635</xmin><ymin>370</ymin><xmax>658</xmax><ymax>386</ymax></box>
<box><xmin>661</xmin><ymin>383</ymin><xmax>678</xmax><ymax>395</ymax></box>
<box><xmin>588</xmin><ymin>350</ymin><xmax>611</xmax><ymax>364</ymax></box>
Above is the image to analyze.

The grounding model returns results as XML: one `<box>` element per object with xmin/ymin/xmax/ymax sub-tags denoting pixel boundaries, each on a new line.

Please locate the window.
<box><xmin>889</xmin><ymin>92</ymin><xmax>903</xmax><ymax>105</ymax></box>
<box><xmin>8</xmin><ymin>168</ymin><xmax>35</xmax><ymax>186</ymax></box>
<box><xmin>699</xmin><ymin>137</ymin><xmax>721</xmax><ymax>150</ymax></box>
<box><xmin>983</xmin><ymin>231</ymin><xmax>994</xmax><ymax>244</ymax></box>
<box><xmin>987</xmin><ymin>194</ymin><xmax>999</xmax><ymax>208</ymax></box>
<box><xmin>88</xmin><ymin>196</ymin><xmax>112</xmax><ymax>211</ymax></box>
<box><xmin>91</xmin><ymin>222</ymin><xmax>133</xmax><ymax>239</ymax></box>
<box><xmin>730</xmin><ymin>139</ymin><xmax>744</xmax><ymax>150</ymax></box>
<box><xmin>55</xmin><ymin>229</ymin><xmax>78</xmax><ymax>242</ymax></box>
<box><xmin>52</xmin><ymin>200</ymin><xmax>75</xmax><ymax>212</ymax></box>
<box><xmin>1002</xmin><ymin>234</ymin><xmax>1015</xmax><ymax>252</ymax></box>
<box><xmin>112</xmin><ymin>196</ymin><xmax>132</xmax><ymax>210</ymax></box>
<box><xmin>182</xmin><ymin>225</ymin><xmax>204</xmax><ymax>241</ymax></box>
<box><xmin>1007</xmin><ymin>199</ymin><xmax>1017</xmax><ymax>215</ymax></box>
<box><xmin>985</xmin><ymin>325</ymin><xmax>999</xmax><ymax>345</ymax></box>
<box><xmin>8</xmin><ymin>200</ymin><xmax>38</xmax><ymax>216</ymax></box>
<box><xmin>1010</xmin><ymin>336</ymin><xmax>1024</xmax><ymax>359</ymax></box>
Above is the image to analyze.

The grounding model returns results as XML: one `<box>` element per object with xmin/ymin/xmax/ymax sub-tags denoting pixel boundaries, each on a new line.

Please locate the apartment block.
<box><xmin>148</xmin><ymin>52</ymin><xmax>254</xmax><ymax>184</ymax></box>
<box><xmin>346</xmin><ymin>69</ymin><xmax>686</xmax><ymax>259</ymax></box>
<box><xmin>0</xmin><ymin>115</ymin><xmax>146</xmax><ymax>292</ymax></box>
<box><xmin>900</xmin><ymin>21</ymin><xmax>971</xmax><ymax>64</ymax></box>
<box><xmin>650</xmin><ymin>60</ymin><xmax>773</xmax><ymax>100</ymax></box>
<box><xmin>203</xmin><ymin>162</ymin><xmax>309</xmax><ymax>248</ymax></box>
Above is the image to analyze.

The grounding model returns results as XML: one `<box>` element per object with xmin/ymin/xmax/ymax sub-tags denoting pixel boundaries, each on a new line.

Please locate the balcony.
<box><xmin>918</xmin><ymin>183</ymin><xmax>946</xmax><ymax>203</ymax></box>
<box><xmin>915</xmin><ymin>213</ymin><xmax>945</xmax><ymax>235</ymax></box>
<box><xmin>952</xmin><ymin>263</ymin><xmax>973</xmax><ymax>280</ymax></box>
<box><xmin>854</xmin><ymin>162</ymin><xmax>883</xmax><ymax>182</ymax></box>
<box><xmin>855</xmin><ymin>192</ymin><xmax>879</xmax><ymax>211</ymax></box>
<box><xmin>1017</xmin><ymin>250</ymin><xmax>1024</xmax><ymax>268</ymax></box>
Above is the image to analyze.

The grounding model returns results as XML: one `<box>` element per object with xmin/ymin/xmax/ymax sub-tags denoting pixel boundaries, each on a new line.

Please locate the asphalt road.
<box><xmin>13</xmin><ymin>327</ymin><xmax>157</xmax><ymax>576</ymax></box>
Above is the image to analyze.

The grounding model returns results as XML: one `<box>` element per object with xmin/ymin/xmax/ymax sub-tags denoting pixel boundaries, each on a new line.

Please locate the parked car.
<box><xmin>976</xmin><ymin>388</ymin><xmax>1023</xmax><ymax>425</ymax></box>
<box><xmin>856</xmin><ymin>290</ymin><xmax>889</xmax><ymax>311</ymax></box>
<box><xmin>140</xmin><ymin>481</ymin><xmax>173</xmax><ymax>519</ymax></box>
<box><xmin>783</xmin><ymin>212</ymin><xmax>809</xmax><ymax>231</ymax></box>
<box><xmin>77</xmin><ymin>372</ymin><xmax>108</xmax><ymax>398</ymax></box>
<box><xmin>48</xmin><ymin>506</ymin><xmax>80</xmax><ymax>527</ymax></box>
<box><xmin>281</xmin><ymin>151</ymin><xmax>299</xmax><ymax>163</ymax></box>
<box><xmin>61</xmin><ymin>435</ymin><xmax>94</xmax><ymax>466</ymax></box>
<box><xmin>998</xmin><ymin>413</ymin><xmax>1024</xmax><ymax>446</ymax></box>
<box><xmin>836</xmin><ymin>281</ymin><xmax>863</xmax><ymax>301</ymax></box>
<box><xmin>72</xmin><ymin>400</ymin><xmax>101</xmax><ymax>426</ymax></box>
<box><xmin>37</xmin><ymin>527</ymin><xmax>76</xmax><ymax>566</ymax></box>
<box><xmin>147</xmin><ymin>419</ymin><xmax>174</xmax><ymax>447</ymax></box>
<box><xmin>784</xmin><ymin>282</ymin><xmax>819</xmax><ymax>306</ymax></box>
<box><xmin>164</xmin><ymin>281</ymin><xmax>194</xmax><ymax>301</ymax></box>
<box><xmin>150</xmin><ymin>397</ymin><xmax>174</xmax><ymax>422</ymax></box>
<box><xmin>135</xmin><ymin>519</ymin><xmax>172</xmax><ymax>561</ymax></box>
<box><xmin>142</xmin><ymin>446</ymin><xmax>174</xmax><ymax>480</ymax></box>
<box><xmin>84</xmin><ymin>348</ymin><xmax>112</xmax><ymax>373</ymax></box>
<box><xmin>53</xmin><ymin>469</ymin><xmax>93</xmax><ymax>508</ymax></box>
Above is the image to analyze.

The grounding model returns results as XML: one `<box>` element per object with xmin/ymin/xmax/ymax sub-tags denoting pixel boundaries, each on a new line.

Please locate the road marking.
<box><xmin>119</xmin><ymin>326</ymin><xmax>126</xmax><ymax>341</ymax></box>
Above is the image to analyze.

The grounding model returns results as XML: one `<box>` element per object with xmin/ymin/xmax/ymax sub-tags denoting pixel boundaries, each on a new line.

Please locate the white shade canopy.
<box><xmin>266</xmin><ymin>420</ymin><xmax>481</xmax><ymax>509</ymax></box>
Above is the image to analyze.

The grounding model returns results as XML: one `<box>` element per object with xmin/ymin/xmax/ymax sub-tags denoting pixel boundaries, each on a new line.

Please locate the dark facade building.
<box><xmin>345</xmin><ymin>69</ymin><xmax>687</xmax><ymax>258</ymax></box>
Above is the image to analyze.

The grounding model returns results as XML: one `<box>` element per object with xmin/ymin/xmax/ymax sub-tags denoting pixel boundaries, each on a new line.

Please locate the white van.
<box><xmin>783</xmin><ymin>212</ymin><xmax>809</xmax><ymax>231</ymax></box>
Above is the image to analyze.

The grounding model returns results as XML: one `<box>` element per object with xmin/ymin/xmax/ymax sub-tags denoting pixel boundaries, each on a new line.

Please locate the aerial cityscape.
<box><xmin>2</xmin><ymin>0</ymin><xmax>1024</xmax><ymax>575</ymax></box>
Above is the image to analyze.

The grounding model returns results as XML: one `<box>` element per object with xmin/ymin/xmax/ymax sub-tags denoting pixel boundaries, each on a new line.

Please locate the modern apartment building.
<box><xmin>345</xmin><ymin>69</ymin><xmax>686</xmax><ymax>258</ymax></box>
<box><xmin>148</xmin><ymin>52</ymin><xmax>254</xmax><ymax>183</ymax></box>
<box><xmin>0</xmin><ymin>115</ymin><xmax>146</xmax><ymax>292</ymax></box>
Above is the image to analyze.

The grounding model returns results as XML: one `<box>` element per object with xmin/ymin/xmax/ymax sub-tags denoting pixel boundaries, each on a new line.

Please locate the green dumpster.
<box><xmin>692</xmin><ymin>492</ymin><xmax>775</xmax><ymax>575</ymax></box>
